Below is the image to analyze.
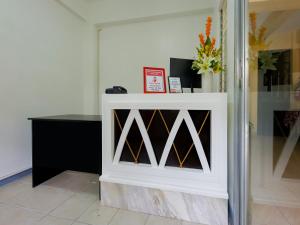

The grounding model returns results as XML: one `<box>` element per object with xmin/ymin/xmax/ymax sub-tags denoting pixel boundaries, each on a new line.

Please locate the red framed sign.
<box><xmin>143</xmin><ymin>67</ymin><xmax>167</xmax><ymax>93</ymax></box>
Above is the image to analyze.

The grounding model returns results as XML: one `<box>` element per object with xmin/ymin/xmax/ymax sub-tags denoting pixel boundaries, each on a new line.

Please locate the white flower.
<box><xmin>196</xmin><ymin>54</ymin><xmax>215</xmax><ymax>74</ymax></box>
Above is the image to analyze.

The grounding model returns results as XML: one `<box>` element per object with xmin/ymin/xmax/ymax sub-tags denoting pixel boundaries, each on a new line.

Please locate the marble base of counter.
<box><xmin>101</xmin><ymin>181</ymin><xmax>228</xmax><ymax>225</ymax></box>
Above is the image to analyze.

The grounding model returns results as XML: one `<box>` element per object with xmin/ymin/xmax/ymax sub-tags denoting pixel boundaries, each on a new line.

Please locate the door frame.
<box><xmin>235</xmin><ymin>0</ymin><xmax>249</xmax><ymax>224</ymax></box>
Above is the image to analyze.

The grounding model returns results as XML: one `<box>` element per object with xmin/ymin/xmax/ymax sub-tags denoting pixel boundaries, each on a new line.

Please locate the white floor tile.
<box><xmin>0</xmin><ymin>180</ymin><xmax>32</xmax><ymax>204</ymax></box>
<box><xmin>9</xmin><ymin>185</ymin><xmax>74</xmax><ymax>213</ymax></box>
<box><xmin>19</xmin><ymin>175</ymin><xmax>32</xmax><ymax>185</ymax></box>
<box><xmin>251</xmin><ymin>203</ymin><xmax>290</xmax><ymax>225</ymax></box>
<box><xmin>50</xmin><ymin>193</ymin><xmax>97</xmax><ymax>220</ymax></box>
<box><xmin>78</xmin><ymin>201</ymin><xmax>118</xmax><ymax>225</ymax></box>
<box><xmin>0</xmin><ymin>204</ymin><xmax>44</xmax><ymax>225</ymax></box>
<box><xmin>63</xmin><ymin>171</ymin><xmax>98</xmax><ymax>184</ymax></box>
<box><xmin>43</xmin><ymin>173</ymin><xmax>80</xmax><ymax>190</ymax></box>
<box><xmin>145</xmin><ymin>215</ymin><xmax>181</xmax><ymax>225</ymax></box>
<box><xmin>278</xmin><ymin>206</ymin><xmax>300</xmax><ymax>225</ymax></box>
<box><xmin>44</xmin><ymin>172</ymin><xmax>98</xmax><ymax>194</ymax></box>
<box><xmin>81</xmin><ymin>182</ymin><xmax>99</xmax><ymax>196</ymax></box>
<box><xmin>109</xmin><ymin>209</ymin><xmax>149</xmax><ymax>225</ymax></box>
<box><xmin>38</xmin><ymin>216</ymin><xmax>73</xmax><ymax>225</ymax></box>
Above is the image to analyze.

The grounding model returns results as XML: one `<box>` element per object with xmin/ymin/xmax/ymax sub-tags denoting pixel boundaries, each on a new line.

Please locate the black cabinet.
<box><xmin>29</xmin><ymin>115</ymin><xmax>102</xmax><ymax>187</ymax></box>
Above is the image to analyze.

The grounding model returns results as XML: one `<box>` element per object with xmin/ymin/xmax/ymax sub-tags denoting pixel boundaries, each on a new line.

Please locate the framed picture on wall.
<box><xmin>168</xmin><ymin>77</ymin><xmax>182</xmax><ymax>93</ymax></box>
<box><xmin>143</xmin><ymin>67</ymin><xmax>167</xmax><ymax>93</ymax></box>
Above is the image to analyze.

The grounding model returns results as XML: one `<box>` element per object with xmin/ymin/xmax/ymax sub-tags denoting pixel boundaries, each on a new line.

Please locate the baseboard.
<box><xmin>0</xmin><ymin>168</ymin><xmax>32</xmax><ymax>187</ymax></box>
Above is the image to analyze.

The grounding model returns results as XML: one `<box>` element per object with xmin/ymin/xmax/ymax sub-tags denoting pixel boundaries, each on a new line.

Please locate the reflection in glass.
<box><xmin>248</xmin><ymin>4</ymin><xmax>300</xmax><ymax>225</ymax></box>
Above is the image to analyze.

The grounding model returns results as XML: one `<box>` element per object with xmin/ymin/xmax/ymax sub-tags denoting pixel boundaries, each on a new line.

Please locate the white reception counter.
<box><xmin>100</xmin><ymin>93</ymin><xmax>228</xmax><ymax>225</ymax></box>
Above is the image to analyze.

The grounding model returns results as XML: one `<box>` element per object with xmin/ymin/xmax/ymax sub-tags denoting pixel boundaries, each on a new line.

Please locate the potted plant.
<box><xmin>192</xmin><ymin>16</ymin><xmax>223</xmax><ymax>92</ymax></box>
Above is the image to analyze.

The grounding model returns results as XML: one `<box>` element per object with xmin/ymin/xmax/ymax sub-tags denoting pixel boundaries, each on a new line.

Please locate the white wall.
<box><xmin>77</xmin><ymin>0</ymin><xmax>216</xmax><ymax>114</ymax></box>
<box><xmin>0</xmin><ymin>0</ymin><xmax>86</xmax><ymax>180</ymax></box>
<box><xmin>98</xmin><ymin>13</ymin><xmax>213</xmax><ymax>103</ymax></box>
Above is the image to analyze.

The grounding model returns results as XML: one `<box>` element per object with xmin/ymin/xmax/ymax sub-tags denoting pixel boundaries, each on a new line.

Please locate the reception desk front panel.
<box><xmin>114</xmin><ymin>109</ymin><xmax>211</xmax><ymax>169</ymax></box>
<box><xmin>100</xmin><ymin>93</ymin><xmax>228</xmax><ymax>224</ymax></box>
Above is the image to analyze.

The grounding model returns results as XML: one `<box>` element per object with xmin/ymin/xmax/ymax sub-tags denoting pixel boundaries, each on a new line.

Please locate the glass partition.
<box><xmin>247</xmin><ymin>1</ymin><xmax>300</xmax><ymax>224</ymax></box>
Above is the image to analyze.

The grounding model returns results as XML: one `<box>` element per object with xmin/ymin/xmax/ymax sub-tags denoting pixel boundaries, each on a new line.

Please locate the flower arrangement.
<box><xmin>192</xmin><ymin>16</ymin><xmax>223</xmax><ymax>74</ymax></box>
<box><xmin>249</xmin><ymin>12</ymin><xmax>275</xmax><ymax>72</ymax></box>
<box><xmin>249</xmin><ymin>12</ymin><xmax>269</xmax><ymax>50</ymax></box>
<box><xmin>258</xmin><ymin>51</ymin><xmax>278</xmax><ymax>74</ymax></box>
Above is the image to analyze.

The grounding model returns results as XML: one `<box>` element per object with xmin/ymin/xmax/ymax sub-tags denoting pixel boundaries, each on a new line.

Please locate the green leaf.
<box><xmin>205</xmin><ymin>37</ymin><xmax>211</xmax><ymax>46</ymax></box>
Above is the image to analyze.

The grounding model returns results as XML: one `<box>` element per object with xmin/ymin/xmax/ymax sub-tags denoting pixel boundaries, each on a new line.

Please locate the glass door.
<box><xmin>246</xmin><ymin>1</ymin><xmax>300</xmax><ymax>224</ymax></box>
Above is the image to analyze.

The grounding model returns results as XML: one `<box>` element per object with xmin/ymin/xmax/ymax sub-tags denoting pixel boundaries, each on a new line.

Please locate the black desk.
<box><xmin>29</xmin><ymin>115</ymin><xmax>102</xmax><ymax>187</ymax></box>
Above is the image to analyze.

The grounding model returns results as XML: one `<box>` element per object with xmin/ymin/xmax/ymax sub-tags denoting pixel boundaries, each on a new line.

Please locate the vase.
<box><xmin>201</xmin><ymin>72</ymin><xmax>213</xmax><ymax>92</ymax></box>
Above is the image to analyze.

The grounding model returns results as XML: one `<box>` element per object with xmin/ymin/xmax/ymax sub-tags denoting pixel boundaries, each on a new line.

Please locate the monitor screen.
<box><xmin>258</xmin><ymin>49</ymin><xmax>291</xmax><ymax>92</ymax></box>
<box><xmin>170</xmin><ymin>58</ymin><xmax>201</xmax><ymax>90</ymax></box>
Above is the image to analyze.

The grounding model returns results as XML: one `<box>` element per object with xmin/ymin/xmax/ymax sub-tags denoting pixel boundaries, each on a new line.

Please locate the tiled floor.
<box><xmin>250</xmin><ymin>203</ymin><xmax>300</xmax><ymax>225</ymax></box>
<box><xmin>0</xmin><ymin>171</ymin><xmax>204</xmax><ymax>225</ymax></box>
<box><xmin>4</xmin><ymin>171</ymin><xmax>299</xmax><ymax>225</ymax></box>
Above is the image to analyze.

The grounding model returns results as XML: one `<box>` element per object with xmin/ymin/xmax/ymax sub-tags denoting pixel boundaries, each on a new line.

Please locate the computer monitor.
<box><xmin>170</xmin><ymin>58</ymin><xmax>201</xmax><ymax>92</ymax></box>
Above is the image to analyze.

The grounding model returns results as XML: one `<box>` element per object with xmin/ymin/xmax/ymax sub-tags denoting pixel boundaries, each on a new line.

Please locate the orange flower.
<box><xmin>206</xmin><ymin>16</ymin><xmax>212</xmax><ymax>37</ymax></box>
<box><xmin>211</xmin><ymin>37</ymin><xmax>216</xmax><ymax>49</ymax></box>
<box><xmin>258</xmin><ymin>26</ymin><xmax>266</xmax><ymax>42</ymax></box>
<box><xmin>250</xmin><ymin>12</ymin><xmax>256</xmax><ymax>34</ymax></box>
<box><xmin>199</xmin><ymin>33</ymin><xmax>205</xmax><ymax>46</ymax></box>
